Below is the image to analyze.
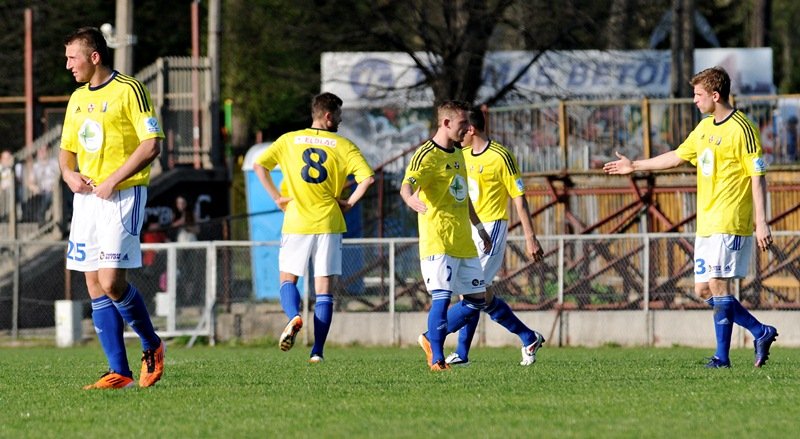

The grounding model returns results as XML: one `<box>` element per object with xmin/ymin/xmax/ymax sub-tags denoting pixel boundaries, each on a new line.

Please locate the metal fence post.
<box><xmin>389</xmin><ymin>239</ymin><xmax>396</xmax><ymax>346</ymax></box>
<box><xmin>206</xmin><ymin>242</ymin><xmax>217</xmax><ymax>346</ymax></box>
<box><xmin>11</xmin><ymin>240</ymin><xmax>20</xmax><ymax>340</ymax></box>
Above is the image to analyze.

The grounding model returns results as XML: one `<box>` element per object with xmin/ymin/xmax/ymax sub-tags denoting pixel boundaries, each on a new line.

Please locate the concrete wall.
<box><xmin>216</xmin><ymin>308</ymin><xmax>799</xmax><ymax>349</ymax></box>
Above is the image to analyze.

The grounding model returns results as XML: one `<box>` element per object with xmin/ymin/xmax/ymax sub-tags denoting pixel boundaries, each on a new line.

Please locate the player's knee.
<box><xmin>694</xmin><ymin>283</ymin><xmax>711</xmax><ymax>299</ymax></box>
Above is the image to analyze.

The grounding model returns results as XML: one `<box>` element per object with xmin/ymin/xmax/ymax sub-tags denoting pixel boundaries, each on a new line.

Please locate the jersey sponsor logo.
<box><xmin>145</xmin><ymin>117</ymin><xmax>161</xmax><ymax>134</ymax></box>
<box><xmin>78</xmin><ymin>118</ymin><xmax>103</xmax><ymax>153</ymax></box>
<box><xmin>467</xmin><ymin>176</ymin><xmax>479</xmax><ymax>202</ymax></box>
<box><xmin>699</xmin><ymin>148</ymin><xmax>714</xmax><ymax>177</ymax></box>
<box><xmin>449</xmin><ymin>174</ymin><xmax>468</xmax><ymax>202</ymax></box>
<box><xmin>99</xmin><ymin>251</ymin><xmax>124</xmax><ymax>261</ymax></box>
<box><xmin>753</xmin><ymin>157</ymin><xmax>766</xmax><ymax>173</ymax></box>
<box><xmin>294</xmin><ymin>135</ymin><xmax>337</xmax><ymax>148</ymax></box>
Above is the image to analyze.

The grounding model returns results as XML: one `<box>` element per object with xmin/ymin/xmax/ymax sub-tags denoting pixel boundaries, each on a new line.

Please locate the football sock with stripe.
<box><xmin>91</xmin><ymin>296</ymin><xmax>132</xmax><ymax>377</ymax></box>
<box><xmin>427</xmin><ymin>290</ymin><xmax>451</xmax><ymax>364</ymax></box>
<box><xmin>725</xmin><ymin>295</ymin><xmax>766</xmax><ymax>339</ymax></box>
<box><xmin>112</xmin><ymin>283</ymin><xmax>160</xmax><ymax>351</ymax></box>
<box><xmin>485</xmin><ymin>297</ymin><xmax>537</xmax><ymax>346</ymax></box>
<box><xmin>455</xmin><ymin>314</ymin><xmax>479</xmax><ymax>361</ymax></box>
<box><xmin>311</xmin><ymin>294</ymin><xmax>333</xmax><ymax>357</ymax></box>
<box><xmin>711</xmin><ymin>296</ymin><xmax>734</xmax><ymax>362</ymax></box>
<box><xmin>446</xmin><ymin>296</ymin><xmax>484</xmax><ymax>334</ymax></box>
<box><xmin>279</xmin><ymin>281</ymin><xmax>302</xmax><ymax>319</ymax></box>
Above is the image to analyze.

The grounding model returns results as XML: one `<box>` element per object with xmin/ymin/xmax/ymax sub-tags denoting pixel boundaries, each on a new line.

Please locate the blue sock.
<box><xmin>112</xmin><ymin>284</ymin><xmax>160</xmax><ymax>351</ymax></box>
<box><xmin>455</xmin><ymin>315</ymin><xmax>479</xmax><ymax>361</ymax></box>
<box><xmin>485</xmin><ymin>297</ymin><xmax>537</xmax><ymax>346</ymax></box>
<box><xmin>311</xmin><ymin>294</ymin><xmax>333</xmax><ymax>357</ymax></box>
<box><xmin>711</xmin><ymin>296</ymin><xmax>734</xmax><ymax>362</ymax></box>
<box><xmin>427</xmin><ymin>290</ymin><xmax>451</xmax><ymax>364</ymax></box>
<box><xmin>280</xmin><ymin>281</ymin><xmax>301</xmax><ymax>319</ymax></box>
<box><xmin>726</xmin><ymin>295</ymin><xmax>766</xmax><ymax>339</ymax></box>
<box><xmin>91</xmin><ymin>296</ymin><xmax>131</xmax><ymax>377</ymax></box>
<box><xmin>446</xmin><ymin>296</ymin><xmax>484</xmax><ymax>335</ymax></box>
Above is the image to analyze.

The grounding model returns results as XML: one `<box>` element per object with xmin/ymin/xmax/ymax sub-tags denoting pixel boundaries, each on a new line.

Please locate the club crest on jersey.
<box><xmin>145</xmin><ymin>117</ymin><xmax>161</xmax><ymax>134</ymax></box>
<box><xmin>87</xmin><ymin>104</ymin><xmax>95</xmax><ymax>113</ymax></box>
<box><xmin>449</xmin><ymin>174</ymin><xmax>468</xmax><ymax>202</ymax></box>
<box><xmin>453</xmin><ymin>161</ymin><xmax>460</xmax><ymax>169</ymax></box>
<box><xmin>753</xmin><ymin>157</ymin><xmax>766</xmax><ymax>173</ymax></box>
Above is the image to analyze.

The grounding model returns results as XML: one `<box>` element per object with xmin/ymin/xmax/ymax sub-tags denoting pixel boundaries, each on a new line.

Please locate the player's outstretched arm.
<box><xmin>603</xmin><ymin>151</ymin><xmax>684</xmax><ymax>175</ymax></box>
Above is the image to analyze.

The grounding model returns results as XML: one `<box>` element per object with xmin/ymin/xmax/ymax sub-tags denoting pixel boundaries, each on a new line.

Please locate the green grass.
<box><xmin>1</xmin><ymin>344</ymin><xmax>798</xmax><ymax>438</ymax></box>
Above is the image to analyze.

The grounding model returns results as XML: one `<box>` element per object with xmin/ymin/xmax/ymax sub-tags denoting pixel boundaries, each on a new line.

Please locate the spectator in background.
<box><xmin>0</xmin><ymin>149</ymin><xmax>23</xmax><ymax>221</ymax></box>
<box><xmin>785</xmin><ymin>115</ymin><xmax>798</xmax><ymax>162</ymax></box>
<box><xmin>171</xmin><ymin>195</ymin><xmax>198</xmax><ymax>242</ymax></box>
<box><xmin>27</xmin><ymin>145</ymin><xmax>60</xmax><ymax>224</ymax></box>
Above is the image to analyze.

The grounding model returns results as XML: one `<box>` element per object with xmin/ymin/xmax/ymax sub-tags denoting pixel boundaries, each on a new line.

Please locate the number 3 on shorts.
<box><xmin>694</xmin><ymin>258</ymin><xmax>706</xmax><ymax>275</ymax></box>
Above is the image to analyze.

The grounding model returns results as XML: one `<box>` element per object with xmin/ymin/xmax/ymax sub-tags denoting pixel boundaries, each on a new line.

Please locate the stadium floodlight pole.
<box><xmin>100</xmin><ymin>0</ymin><xmax>138</xmax><ymax>74</ymax></box>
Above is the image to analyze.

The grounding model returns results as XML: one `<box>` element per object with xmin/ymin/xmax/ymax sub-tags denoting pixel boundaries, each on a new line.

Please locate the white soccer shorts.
<box><xmin>279</xmin><ymin>233</ymin><xmax>342</xmax><ymax>277</ymax></box>
<box><xmin>419</xmin><ymin>254</ymin><xmax>486</xmax><ymax>296</ymax></box>
<box><xmin>66</xmin><ymin>186</ymin><xmax>146</xmax><ymax>272</ymax></box>
<box><xmin>471</xmin><ymin>219</ymin><xmax>508</xmax><ymax>285</ymax></box>
<box><xmin>693</xmin><ymin>234</ymin><xmax>753</xmax><ymax>283</ymax></box>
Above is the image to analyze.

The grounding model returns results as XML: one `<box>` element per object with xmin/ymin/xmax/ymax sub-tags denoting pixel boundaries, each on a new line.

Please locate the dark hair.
<box><xmin>467</xmin><ymin>107</ymin><xmax>486</xmax><ymax>131</ymax></box>
<box><xmin>691</xmin><ymin>67</ymin><xmax>731</xmax><ymax>101</ymax></box>
<box><xmin>64</xmin><ymin>27</ymin><xmax>111</xmax><ymax>66</ymax></box>
<box><xmin>312</xmin><ymin>92</ymin><xmax>343</xmax><ymax>119</ymax></box>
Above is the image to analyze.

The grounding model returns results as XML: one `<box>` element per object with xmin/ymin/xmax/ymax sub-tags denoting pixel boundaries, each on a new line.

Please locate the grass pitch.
<box><xmin>1</xmin><ymin>343</ymin><xmax>798</xmax><ymax>438</ymax></box>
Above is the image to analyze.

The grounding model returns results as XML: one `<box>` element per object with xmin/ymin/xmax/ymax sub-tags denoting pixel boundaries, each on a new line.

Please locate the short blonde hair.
<box><xmin>437</xmin><ymin>100</ymin><xmax>470</xmax><ymax>124</ymax></box>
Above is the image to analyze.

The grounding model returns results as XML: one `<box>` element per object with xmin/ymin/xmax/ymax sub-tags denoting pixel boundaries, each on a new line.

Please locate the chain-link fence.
<box><xmin>2</xmin><ymin>232</ymin><xmax>799</xmax><ymax>344</ymax></box>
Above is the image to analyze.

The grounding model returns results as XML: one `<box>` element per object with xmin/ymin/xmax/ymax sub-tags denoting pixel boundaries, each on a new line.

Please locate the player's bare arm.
<box><xmin>400</xmin><ymin>182</ymin><xmax>427</xmax><ymax>214</ymax></box>
<box><xmin>254</xmin><ymin>163</ymin><xmax>292</xmax><ymax>211</ymax></box>
<box><xmin>513</xmin><ymin>196</ymin><xmax>544</xmax><ymax>262</ymax></box>
<box><xmin>468</xmin><ymin>198</ymin><xmax>492</xmax><ymax>254</ymax></box>
<box><xmin>93</xmin><ymin>138</ymin><xmax>161</xmax><ymax>200</ymax></box>
<box><xmin>339</xmin><ymin>175</ymin><xmax>375</xmax><ymax>213</ymax></box>
<box><xmin>58</xmin><ymin>149</ymin><xmax>93</xmax><ymax>194</ymax></box>
<box><xmin>752</xmin><ymin>174</ymin><xmax>773</xmax><ymax>251</ymax></box>
<box><xmin>603</xmin><ymin>150</ymin><xmax>685</xmax><ymax>175</ymax></box>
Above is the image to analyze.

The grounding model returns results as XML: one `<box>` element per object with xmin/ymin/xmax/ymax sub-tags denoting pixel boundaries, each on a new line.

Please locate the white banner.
<box><xmin>321</xmin><ymin>48</ymin><xmax>774</xmax><ymax>108</ymax></box>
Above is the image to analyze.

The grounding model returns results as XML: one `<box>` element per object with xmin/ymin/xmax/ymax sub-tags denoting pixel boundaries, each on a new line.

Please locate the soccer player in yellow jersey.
<box><xmin>59</xmin><ymin>27</ymin><xmax>165</xmax><ymax>389</ymax></box>
<box><xmin>401</xmin><ymin>100</ymin><xmax>492</xmax><ymax>371</ymax></box>
<box><xmin>444</xmin><ymin>107</ymin><xmax>546</xmax><ymax>367</ymax></box>
<box><xmin>604</xmin><ymin>66</ymin><xmax>777</xmax><ymax>368</ymax></box>
<box><xmin>254</xmin><ymin>92</ymin><xmax>374</xmax><ymax>363</ymax></box>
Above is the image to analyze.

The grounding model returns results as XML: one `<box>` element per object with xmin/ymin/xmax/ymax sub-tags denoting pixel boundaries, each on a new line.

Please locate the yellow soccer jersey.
<box><xmin>403</xmin><ymin>140</ymin><xmax>477</xmax><ymax>259</ymax></box>
<box><xmin>463</xmin><ymin>140</ymin><xmax>525</xmax><ymax>222</ymax></box>
<box><xmin>60</xmin><ymin>71</ymin><xmax>164</xmax><ymax>189</ymax></box>
<box><xmin>675</xmin><ymin>110</ymin><xmax>765</xmax><ymax>237</ymax></box>
<box><xmin>256</xmin><ymin>128</ymin><xmax>374</xmax><ymax>234</ymax></box>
